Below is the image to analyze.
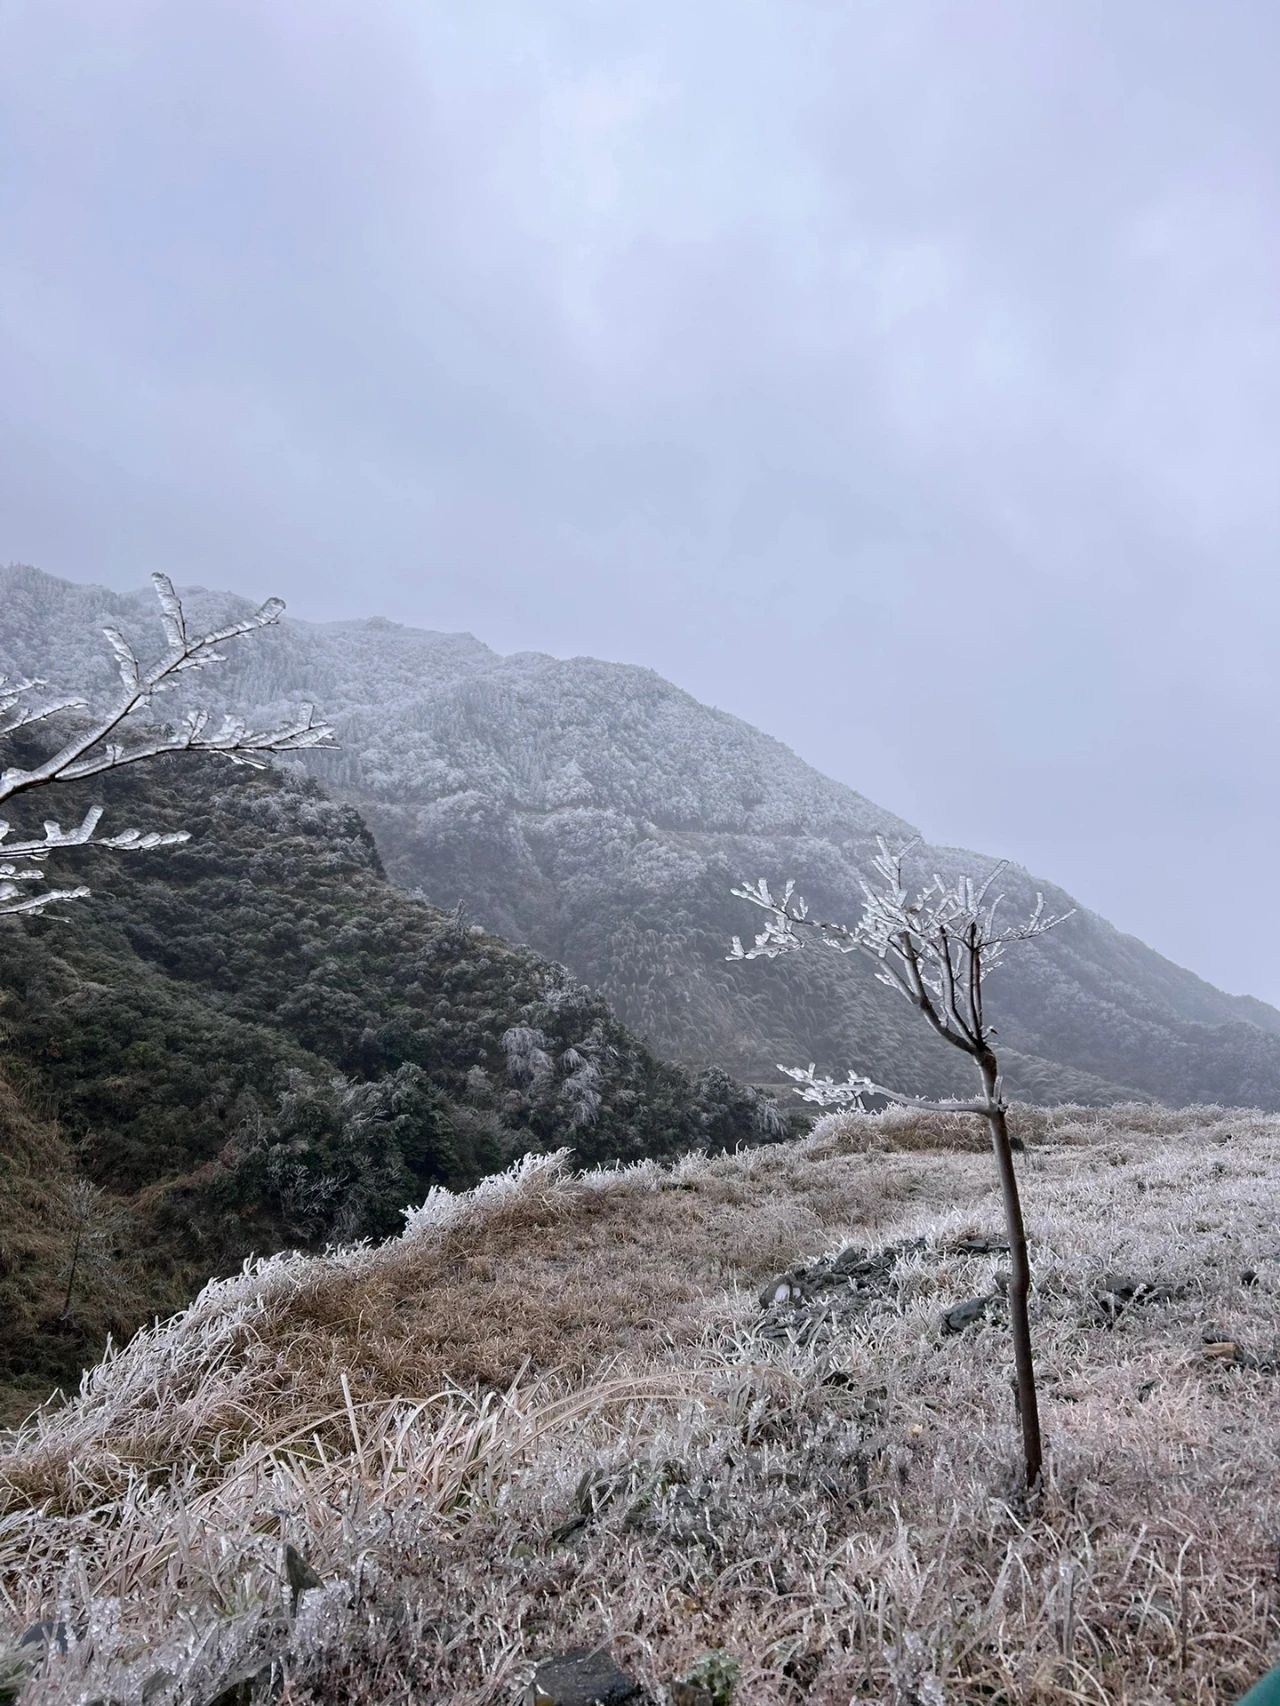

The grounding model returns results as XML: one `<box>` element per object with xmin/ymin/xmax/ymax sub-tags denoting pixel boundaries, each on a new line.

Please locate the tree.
<box><xmin>0</xmin><ymin>574</ymin><xmax>332</xmax><ymax>918</ymax></box>
<box><xmin>729</xmin><ymin>837</ymin><xmax>1071</xmax><ymax>1491</ymax></box>
<box><xmin>58</xmin><ymin>1176</ymin><xmax>127</xmax><ymax>1323</ymax></box>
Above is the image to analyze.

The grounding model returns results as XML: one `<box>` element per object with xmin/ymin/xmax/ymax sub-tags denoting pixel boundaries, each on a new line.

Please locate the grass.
<box><xmin>1</xmin><ymin>1103</ymin><xmax>1278</xmax><ymax>1703</ymax></box>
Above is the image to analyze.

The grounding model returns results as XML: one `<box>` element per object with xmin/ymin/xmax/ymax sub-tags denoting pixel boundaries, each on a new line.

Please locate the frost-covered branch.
<box><xmin>0</xmin><ymin>574</ymin><xmax>333</xmax><ymax>919</ymax></box>
<box><xmin>777</xmin><ymin>1063</ymin><xmax>990</xmax><ymax>1117</ymax></box>
<box><xmin>729</xmin><ymin>836</ymin><xmax>1072</xmax><ymax>1102</ymax></box>
<box><xmin>728</xmin><ymin>835</ymin><xmax>1073</xmax><ymax>1490</ymax></box>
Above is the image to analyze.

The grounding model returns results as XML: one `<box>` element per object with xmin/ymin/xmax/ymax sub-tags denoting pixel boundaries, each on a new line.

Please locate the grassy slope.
<box><xmin>0</xmin><ymin>759</ymin><xmax>779</xmax><ymax>1420</ymax></box>
<box><xmin>2</xmin><ymin>1105</ymin><xmax>1278</xmax><ymax>1704</ymax></box>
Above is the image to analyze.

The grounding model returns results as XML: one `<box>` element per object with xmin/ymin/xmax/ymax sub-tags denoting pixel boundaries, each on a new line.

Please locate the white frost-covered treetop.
<box><xmin>0</xmin><ymin>572</ymin><xmax>333</xmax><ymax>918</ymax></box>
<box><xmin>729</xmin><ymin>837</ymin><xmax>1072</xmax><ymax>1113</ymax></box>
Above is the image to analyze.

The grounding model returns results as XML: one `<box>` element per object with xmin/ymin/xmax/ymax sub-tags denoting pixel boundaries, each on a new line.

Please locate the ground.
<box><xmin>2</xmin><ymin>1102</ymin><xmax>1278</xmax><ymax>1704</ymax></box>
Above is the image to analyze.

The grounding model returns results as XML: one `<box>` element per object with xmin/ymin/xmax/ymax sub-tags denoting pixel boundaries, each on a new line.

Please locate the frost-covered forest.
<box><xmin>0</xmin><ymin>752</ymin><xmax>782</xmax><ymax>1417</ymax></box>
<box><xmin>7</xmin><ymin>562</ymin><xmax>1280</xmax><ymax>1112</ymax></box>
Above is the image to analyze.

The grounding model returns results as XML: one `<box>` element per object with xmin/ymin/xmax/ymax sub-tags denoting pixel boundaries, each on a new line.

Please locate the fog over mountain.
<box><xmin>9</xmin><ymin>561</ymin><xmax>1280</xmax><ymax>1112</ymax></box>
<box><xmin>4</xmin><ymin>4</ymin><xmax>1280</xmax><ymax>1004</ymax></box>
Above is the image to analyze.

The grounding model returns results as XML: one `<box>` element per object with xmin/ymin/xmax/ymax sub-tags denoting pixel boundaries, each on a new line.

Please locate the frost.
<box><xmin>730</xmin><ymin>837</ymin><xmax>1072</xmax><ymax>1114</ymax></box>
<box><xmin>0</xmin><ymin>573</ymin><xmax>333</xmax><ymax>918</ymax></box>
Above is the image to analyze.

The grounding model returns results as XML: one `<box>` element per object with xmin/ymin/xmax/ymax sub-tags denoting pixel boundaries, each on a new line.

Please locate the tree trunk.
<box><xmin>60</xmin><ymin>1222</ymin><xmax>83</xmax><ymax>1321</ymax></box>
<box><xmin>979</xmin><ymin>1052</ymin><xmax>1043</xmax><ymax>1491</ymax></box>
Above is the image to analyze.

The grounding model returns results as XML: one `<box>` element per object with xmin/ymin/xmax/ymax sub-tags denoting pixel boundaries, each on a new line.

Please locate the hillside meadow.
<box><xmin>2</xmin><ymin>1103</ymin><xmax>1277</xmax><ymax>1705</ymax></box>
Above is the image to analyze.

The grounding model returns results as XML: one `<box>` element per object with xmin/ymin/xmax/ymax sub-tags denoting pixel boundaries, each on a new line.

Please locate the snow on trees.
<box><xmin>729</xmin><ymin>836</ymin><xmax>1071</xmax><ymax>1490</ymax></box>
<box><xmin>0</xmin><ymin>573</ymin><xmax>332</xmax><ymax>918</ymax></box>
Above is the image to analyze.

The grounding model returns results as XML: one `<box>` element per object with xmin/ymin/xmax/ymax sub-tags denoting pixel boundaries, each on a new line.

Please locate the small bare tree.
<box><xmin>729</xmin><ymin>838</ymin><xmax>1071</xmax><ymax>1490</ymax></box>
<box><xmin>0</xmin><ymin>574</ymin><xmax>332</xmax><ymax>919</ymax></box>
<box><xmin>58</xmin><ymin>1177</ymin><xmax>125</xmax><ymax>1322</ymax></box>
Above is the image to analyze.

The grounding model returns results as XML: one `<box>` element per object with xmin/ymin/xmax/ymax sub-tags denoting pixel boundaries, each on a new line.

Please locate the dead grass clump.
<box><xmin>806</xmin><ymin>1102</ymin><xmax>993</xmax><ymax>1154</ymax></box>
<box><xmin>4</xmin><ymin>1107</ymin><xmax>1280</xmax><ymax>1704</ymax></box>
<box><xmin>0</xmin><ymin>1143</ymin><xmax>930</xmax><ymax>1514</ymax></box>
<box><xmin>806</xmin><ymin>1098</ymin><xmax>1260</xmax><ymax>1157</ymax></box>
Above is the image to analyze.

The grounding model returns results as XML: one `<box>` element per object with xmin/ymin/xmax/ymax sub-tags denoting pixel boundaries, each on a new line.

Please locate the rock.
<box><xmin>952</xmin><ymin>1235</ymin><xmax>1009</xmax><ymax>1255</ymax></box>
<box><xmin>525</xmin><ymin>1648</ymin><xmax>643</xmax><ymax>1706</ymax></box>
<box><xmin>831</xmin><ymin>1246</ymin><xmax>882</xmax><ymax>1277</ymax></box>
<box><xmin>0</xmin><ymin>1625</ymin><xmax>75</xmax><ymax>1706</ymax></box>
<box><xmin>758</xmin><ymin>1271</ymin><xmax>808</xmax><ymax>1308</ymax></box>
<box><xmin>942</xmin><ymin>1294</ymin><xmax>998</xmax><ymax>1334</ymax></box>
<box><xmin>1094</xmin><ymin>1273</ymin><xmax>1173</xmax><ymax>1317</ymax></box>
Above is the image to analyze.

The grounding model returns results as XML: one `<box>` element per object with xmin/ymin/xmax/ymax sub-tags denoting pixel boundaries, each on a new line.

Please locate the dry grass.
<box><xmin>2</xmin><ymin>1108</ymin><xmax>1279</xmax><ymax>1704</ymax></box>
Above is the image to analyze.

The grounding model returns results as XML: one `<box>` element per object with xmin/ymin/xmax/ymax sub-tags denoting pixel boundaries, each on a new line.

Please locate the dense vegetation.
<box><xmin>7</xmin><ymin>564</ymin><xmax>1278</xmax><ymax>1109</ymax></box>
<box><xmin>0</xmin><ymin>757</ymin><xmax>782</xmax><ymax>1419</ymax></box>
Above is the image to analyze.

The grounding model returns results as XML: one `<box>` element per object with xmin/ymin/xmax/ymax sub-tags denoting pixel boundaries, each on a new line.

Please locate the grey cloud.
<box><xmin>2</xmin><ymin>0</ymin><xmax>1278</xmax><ymax>996</ymax></box>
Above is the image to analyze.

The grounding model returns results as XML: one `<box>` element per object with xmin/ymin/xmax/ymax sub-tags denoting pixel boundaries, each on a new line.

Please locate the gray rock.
<box><xmin>758</xmin><ymin>1271</ymin><xmax>808</xmax><ymax>1308</ymax></box>
<box><xmin>525</xmin><ymin>1648</ymin><xmax>643</xmax><ymax>1706</ymax></box>
<box><xmin>831</xmin><ymin>1246</ymin><xmax>882</xmax><ymax>1277</ymax></box>
<box><xmin>1093</xmin><ymin>1273</ymin><xmax>1178</xmax><ymax>1321</ymax></box>
<box><xmin>942</xmin><ymin>1294</ymin><xmax>998</xmax><ymax>1334</ymax></box>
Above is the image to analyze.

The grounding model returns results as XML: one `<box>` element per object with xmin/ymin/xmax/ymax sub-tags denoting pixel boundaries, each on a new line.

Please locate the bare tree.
<box><xmin>729</xmin><ymin>838</ymin><xmax>1071</xmax><ymax>1490</ymax></box>
<box><xmin>58</xmin><ymin>1177</ymin><xmax>126</xmax><ymax>1322</ymax></box>
<box><xmin>0</xmin><ymin>574</ymin><xmax>332</xmax><ymax>919</ymax></box>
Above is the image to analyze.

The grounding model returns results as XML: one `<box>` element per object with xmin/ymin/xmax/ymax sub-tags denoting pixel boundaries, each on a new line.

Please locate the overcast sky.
<box><xmin>3</xmin><ymin>1</ymin><xmax>1279</xmax><ymax>999</ymax></box>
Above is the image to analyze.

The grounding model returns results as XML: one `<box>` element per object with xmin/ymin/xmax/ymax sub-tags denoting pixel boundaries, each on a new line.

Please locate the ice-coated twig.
<box><xmin>0</xmin><ymin>574</ymin><xmax>333</xmax><ymax>918</ymax></box>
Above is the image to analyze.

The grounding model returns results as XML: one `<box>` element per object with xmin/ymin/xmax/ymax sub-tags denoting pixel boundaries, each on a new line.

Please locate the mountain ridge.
<box><xmin>6</xmin><ymin>561</ymin><xmax>1280</xmax><ymax>1109</ymax></box>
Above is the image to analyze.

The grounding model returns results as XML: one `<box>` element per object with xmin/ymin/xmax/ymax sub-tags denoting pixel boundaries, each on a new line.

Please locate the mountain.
<box><xmin>0</xmin><ymin>748</ymin><xmax>780</xmax><ymax>1420</ymax></box>
<box><xmin>7</xmin><ymin>561</ymin><xmax>1280</xmax><ymax>1111</ymax></box>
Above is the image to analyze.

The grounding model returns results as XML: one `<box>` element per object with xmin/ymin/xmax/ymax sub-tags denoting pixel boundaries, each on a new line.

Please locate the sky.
<box><xmin>2</xmin><ymin>1</ymin><xmax>1279</xmax><ymax>1000</ymax></box>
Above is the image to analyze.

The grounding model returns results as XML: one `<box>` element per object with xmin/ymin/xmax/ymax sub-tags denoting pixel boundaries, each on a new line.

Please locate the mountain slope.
<box><xmin>6</xmin><ymin>561</ymin><xmax>1280</xmax><ymax>1109</ymax></box>
<box><xmin>0</xmin><ymin>751</ymin><xmax>780</xmax><ymax>1418</ymax></box>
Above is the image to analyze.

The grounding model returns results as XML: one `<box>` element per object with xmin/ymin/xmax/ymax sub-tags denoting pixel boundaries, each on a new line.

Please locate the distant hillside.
<box><xmin>7</xmin><ymin>562</ymin><xmax>1280</xmax><ymax>1110</ymax></box>
<box><xmin>0</xmin><ymin>752</ymin><xmax>780</xmax><ymax>1419</ymax></box>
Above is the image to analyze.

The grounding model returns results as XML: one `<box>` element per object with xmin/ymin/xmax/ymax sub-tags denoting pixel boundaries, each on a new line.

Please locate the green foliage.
<box><xmin>0</xmin><ymin>759</ymin><xmax>779</xmax><ymax>1411</ymax></box>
